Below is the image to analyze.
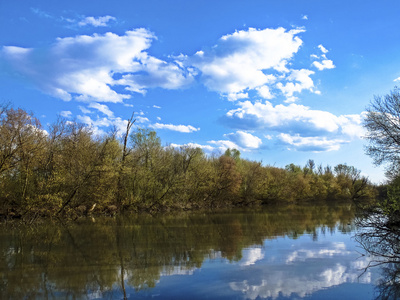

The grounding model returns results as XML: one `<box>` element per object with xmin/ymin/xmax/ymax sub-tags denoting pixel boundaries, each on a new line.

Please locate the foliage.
<box><xmin>0</xmin><ymin>104</ymin><xmax>376</xmax><ymax>219</ymax></box>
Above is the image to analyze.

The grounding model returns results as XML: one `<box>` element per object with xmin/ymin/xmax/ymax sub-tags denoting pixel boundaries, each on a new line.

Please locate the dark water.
<box><xmin>0</xmin><ymin>205</ymin><xmax>386</xmax><ymax>299</ymax></box>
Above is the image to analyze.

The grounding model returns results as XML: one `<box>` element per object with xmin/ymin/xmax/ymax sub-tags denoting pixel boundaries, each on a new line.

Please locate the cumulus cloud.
<box><xmin>276</xmin><ymin>69</ymin><xmax>317</xmax><ymax>101</ymax></box>
<box><xmin>2</xmin><ymin>25</ymin><xmax>341</xmax><ymax>154</ymax></box>
<box><xmin>278</xmin><ymin>133</ymin><xmax>347</xmax><ymax>152</ymax></box>
<box><xmin>78</xmin><ymin>16</ymin><xmax>116</xmax><ymax>27</ymax></box>
<box><xmin>318</xmin><ymin>44</ymin><xmax>329</xmax><ymax>53</ymax></box>
<box><xmin>60</xmin><ymin>111</ymin><xmax>72</xmax><ymax>118</ymax></box>
<box><xmin>88</xmin><ymin>102</ymin><xmax>114</xmax><ymax>117</ymax></box>
<box><xmin>313</xmin><ymin>59</ymin><xmax>335</xmax><ymax>71</ymax></box>
<box><xmin>151</xmin><ymin>123</ymin><xmax>200</xmax><ymax>133</ymax></box>
<box><xmin>225</xmin><ymin>131</ymin><xmax>262</xmax><ymax>149</ymax></box>
<box><xmin>338</xmin><ymin>113</ymin><xmax>366</xmax><ymax>138</ymax></box>
<box><xmin>2</xmin><ymin>26</ymin><xmax>335</xmax><ymax>106</ymax></box>
<box><xmin>187</xmin><ymin>27</ymin><xmax>305</xmax><ymax>100</ymax></box>
<box><xmin>256</xmin><ymin>86</ymin><xmax>274</xmax><ymax>99</ymax></box>
<box><xmin>208</xmin><ymin>139</ymin><xmax>241</xmax><ymax>152</ymax></box>
<box><xmin>223</xmin><ymin>100</ymin><xmax>364</xmax><ymax>152</ymax></box>
<box><xmin>1</xmin><ymin>29</ymin><xmax>194</xmax><ymax>103</ymax></box>
<box><xmin>311</xmin><ymin>44</ymin><xmax>335</xmax><ymax>71</ymax></box>
<box><xmin>226</xmin><ymin>101</ymin><xmax>338</xmax><ymax>134</ymax></box>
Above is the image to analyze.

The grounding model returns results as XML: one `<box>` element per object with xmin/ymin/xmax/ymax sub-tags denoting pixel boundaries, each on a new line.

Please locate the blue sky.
<box><xmin>1</xmin><ymin>0</ymin><xmax>399</xmax><ymax>183</ymax></box>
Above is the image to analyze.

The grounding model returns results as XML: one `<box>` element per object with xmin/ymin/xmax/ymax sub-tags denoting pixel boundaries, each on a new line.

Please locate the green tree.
<box><xmin>0</xmin><ymin>106</ymin><xmax>47</xmax><ymax>216</ymax></box>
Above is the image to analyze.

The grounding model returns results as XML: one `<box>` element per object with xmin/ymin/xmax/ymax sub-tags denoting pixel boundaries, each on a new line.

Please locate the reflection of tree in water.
<box><xmin>355</xmin><ymin>211</ymin><xmax>400</xmax><ymax>300</ymax></box>
<box><xmin>0</xmin><ymin>204</ymin><xmax>356</xmax><ymax>299</ymax></box>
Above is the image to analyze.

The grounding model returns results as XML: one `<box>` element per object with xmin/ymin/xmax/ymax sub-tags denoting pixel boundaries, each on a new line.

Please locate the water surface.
<box><xmin>0</xmin><ymin>205</ymin><xmax>384</xmax><ymax>299</ymax></box>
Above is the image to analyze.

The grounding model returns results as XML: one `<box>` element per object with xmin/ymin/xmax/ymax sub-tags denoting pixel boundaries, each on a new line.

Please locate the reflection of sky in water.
<box><xmin>229</xmin><ymin>227</ymin><xmax>377</xmax><ymax>300</ymax></box>
<box><xmin>132</xmin><ymin>226</ymin><xmax>379</xmax><ymax>300</ymax></box>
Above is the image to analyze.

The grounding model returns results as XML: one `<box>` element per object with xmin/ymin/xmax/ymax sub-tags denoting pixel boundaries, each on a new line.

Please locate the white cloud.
<box><xmin>226</xmin><ymin>100</ymin><xmax>365</xmax><ymax>137</ymax></box>
<box><xmin>394</xmin><ymin>77</ymin><xmax>400</xmax><ymax>82</ymax></box>
<box><xmin>256</xmin><ymin>86</ymin><xmax>274</xmax><ymax>99</ymax></box>
<box><xmin>286</xmin><ymin>243</ymin><xmax>349</xmax><ymax>264</ymax></box>
<box><xmin>2</xmin><ymin>46</ymin><xmax>32</xmax><ymax>56</ymax></box>
<box><xmin>88</xmin><ymin>102</ymin><xmax>114</xmax><ymax>117</ymax></box>
<box><xmin>2</xmin><ymin>29</ymin><xmax>194</xmax><ymax>103</ymax></box>
<box><xmin>227</xmin><ymin>92</ymin><xmax>249</xmax><ymax>101</ymax></box>
<box><xmin>302</xmin><ymin>15</ymin><xmax>308</xmax><ymax>20</ymax></box>
<box><xmin>77</xmin><ymin>115</ymin><xmax>108</xmax><ymax>136</ymax></box>
<box><xmin>226</xmin><ymin>101</ymin><xmax>340</xmax><ymax>134</ymax></box>
<box><xmin>229</xmin><ymin>241</ymin><xmax>372</xmax><ymax>300</ymax></box>
<box><xmin>117</xmin><ymin>54</ymin><xmax>195</xmax><ymax>94</ymax></box>
<box><xmin>136</xmin><ymin>116</ymin><xmax>150</xmax><ymax>123</ymax></box>
<box><xmin>153</xmin><ymin>105</ymin><xmax>161</xmax><ymax>109</ymax></box>
<box><xmin>278</xmin><ymin>133</ymin><xmax>347</xmax><ymax>152</ymax></box>
<box><xmin>76</xmin><ymin>114</ymin><xmax>131</xmax><ymax>137</ymax></box>
<box><xmin>318</xmin><ymin>44</ymin><xmax>329</xmax><ymax>54</ymax></box>
<box><xmin>276</xmin><ymin>69</ymin><xmax>316</xmax><ymax>100</ymax></box>
<box><xmin>60</xmin><ymin>110</ymin><xmax>72</xmax><ymax>118</ymax></box>
<box><xmin>78</xmin><ymin>16</ymin><xmax>116</xmax><ymax>27</ymax></box>
<box><xmin>264</xmin><ymin>134</ymin><xmax>273</xmax><ymax>140</ymax></box>
<box><xmin>208</xmin><ymin>140</ymin><xmax>241</xmax><ymax>152</ymax></box>
<box><xmin>311</xmin><ymin>45</ymin><xmax>335</xmax><ymax>71</ymax></box>
<box><xmin>78</xmin><ymin>105</ymin><xmax>92</xmax><ymax>114</ymax></box>
<box><xmin>240</xmin><ymin>247</ymin><xmax>264</xmax><ymax>266</ymax></box>
<box><xmin>313</xmin><ymin>60</ymin><xmax>335</xmax><ymax>71</ymax></box>
<box><xmin>225</xmin><ymin>131</ymin><xmax>262</xmax><ymax>149</ymax></box>
<box><xmin>173</xmin><ymin>132</ymin><xmax>262</xmax><ymax>153</ymax></box>
<box><xmin>230</xmin><ymin>263</ymin><xmax>362</xmax><ymax>300</ymax></box>
<box><xmin>3</xmin><ymin>26</ymin><xmax>335</xmax><ymax>107</ymax></box>
<box><xmin>224</xmin><ymin>101</ymin><xmax>364</xmax><ymax>152</ymax></box>
<box><xmin>188</xmin><ymin>27</ymin><xmax>304</xmax><ymax>100</ymax></box>
<box><xmin>338</xmin><ymin>113</ymin><xmax>366</xmax><ymax>138</ymax></box>
<box><xmin>152</xmin><ymin>123</ymin><xmax>200</xmax><ymax>133</ymax></box>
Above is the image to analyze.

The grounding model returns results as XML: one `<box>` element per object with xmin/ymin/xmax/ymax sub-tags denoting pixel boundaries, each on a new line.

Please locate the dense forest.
<box><xmin>0</xmin><ymin>103</ymin><xmax>376</xmax><ymax>220</ymax></box>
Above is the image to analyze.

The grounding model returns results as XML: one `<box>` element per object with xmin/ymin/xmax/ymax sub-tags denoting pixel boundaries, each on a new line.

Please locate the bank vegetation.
<box><xmin>0</xmin><ymin>104</ymin><xmax>376</xmax><ymax>220</ymax></box>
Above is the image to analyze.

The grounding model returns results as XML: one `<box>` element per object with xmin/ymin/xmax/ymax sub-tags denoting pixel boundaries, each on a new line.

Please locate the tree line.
<box><xmin>0</xmin><ymin>103</ymin><xmax>376</xmax><ymax>220</ymax></box>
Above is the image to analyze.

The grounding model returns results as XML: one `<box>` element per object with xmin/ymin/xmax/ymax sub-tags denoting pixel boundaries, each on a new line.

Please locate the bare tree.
<box><xmin>117</xmin><ymin>113</ymin><xmax>135</xmax><ymax>210</ymax></box>
<box><xmin>364</xmin><ymin>87</ymin><xmax>400</xmax><ymax>178</ymax></box>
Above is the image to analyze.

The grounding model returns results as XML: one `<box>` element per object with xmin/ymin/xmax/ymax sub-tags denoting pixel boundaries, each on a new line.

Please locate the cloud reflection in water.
<box><xmin>230</xmin><ymin>236</ymin><xmax>374</xmax><ymax>299</ymax></box>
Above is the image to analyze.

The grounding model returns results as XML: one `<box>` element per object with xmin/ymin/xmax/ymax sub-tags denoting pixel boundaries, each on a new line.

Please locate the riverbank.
<box><xmin>0</xmin><ymin>105</ymin><xmax>377</xmax><ymax>222</ymax></box>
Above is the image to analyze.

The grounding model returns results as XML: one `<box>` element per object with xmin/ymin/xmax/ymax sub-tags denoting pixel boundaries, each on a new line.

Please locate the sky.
<box><xmin>1</xmin><ymin>0</ymin><xmax>399</xmax><ymax>184</ymax></box>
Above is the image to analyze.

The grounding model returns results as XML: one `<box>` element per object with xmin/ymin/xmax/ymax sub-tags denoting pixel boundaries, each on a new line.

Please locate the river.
<box><xmin>0</xmin><ymin>204</ymin><xmax>390</xmax><ymax>299</ymax></box>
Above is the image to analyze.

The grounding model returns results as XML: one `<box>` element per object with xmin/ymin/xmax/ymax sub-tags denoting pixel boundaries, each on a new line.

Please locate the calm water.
<box><xmin>0</xmin><ymin>205</ymin><xmax>389</xmax><ymax>299</ymax></box>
